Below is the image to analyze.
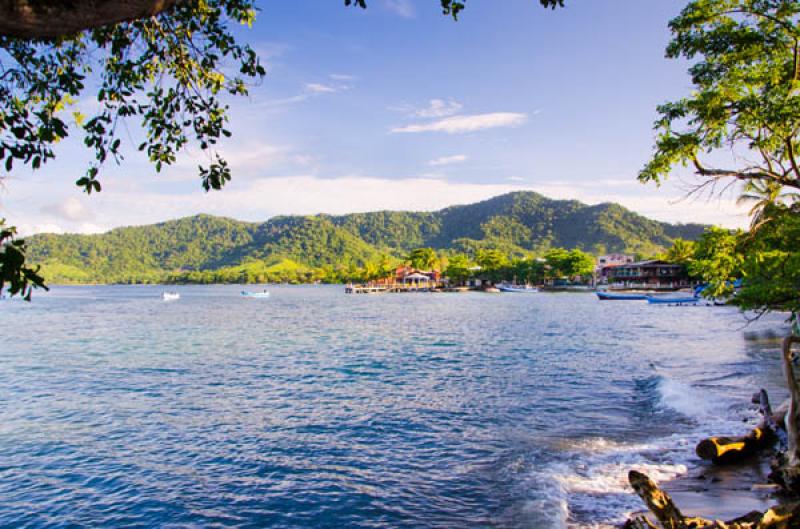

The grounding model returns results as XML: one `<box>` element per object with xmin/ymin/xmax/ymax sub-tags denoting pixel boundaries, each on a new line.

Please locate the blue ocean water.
<box><xmin>0</xmin><ymin>285</ymin><xmax>790</xmax><ymax>528</ymax></box>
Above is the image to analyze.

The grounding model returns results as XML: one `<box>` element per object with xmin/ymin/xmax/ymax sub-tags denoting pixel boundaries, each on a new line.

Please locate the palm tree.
<box><xmin>737</xmin><ymin>180</ymin><xmax>799</xmax><ymax>232</ymax></box>
<box><xmin>664</xmin><ymin>238</ymin><xmax>695</xmax><ymax>264</ymax></box>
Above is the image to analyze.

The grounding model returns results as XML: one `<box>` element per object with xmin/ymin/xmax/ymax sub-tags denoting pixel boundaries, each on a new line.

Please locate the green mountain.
<box><xmin>27</xmin><ymin>191</ymin><xmax>706</xmax><ymax>284</ymax></box>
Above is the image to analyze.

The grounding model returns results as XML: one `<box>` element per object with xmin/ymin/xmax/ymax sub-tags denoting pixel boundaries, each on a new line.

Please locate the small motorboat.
<box><xmin>596</xmin><ymin>291</ymin><xmax>648</xmax><ymax>301</ymax></box>
<box><xmin>497</xmin><ymin>283</ymin><xmax>539</xmax><ymax>293</ymax></box>
<box><xmin>161</xmin><ymin>291</ymin><xmax>180</xmax><ymax>301</ymax></box>
<box><xmin>241</xmin><ymin>290</ymin><xmax>270</xmax><ymax>299</ymax></box>
<box><xmin>646</xmin><ymin>294</ymin><xmax>699</xmax><ymax>305</ymax></box>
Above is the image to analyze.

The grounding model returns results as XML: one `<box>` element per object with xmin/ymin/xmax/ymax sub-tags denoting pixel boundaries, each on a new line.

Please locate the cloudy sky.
<box><xmin>2</xmin><ymin>0</ymin><xmax>749</xmax><ymax>236</ymax></box>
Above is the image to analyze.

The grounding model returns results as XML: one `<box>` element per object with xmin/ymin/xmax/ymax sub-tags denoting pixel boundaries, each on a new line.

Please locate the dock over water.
<box><xmin>345</xmin><ymin>283</ymin><xmax>437</xmax><ymax>294</ymax></box>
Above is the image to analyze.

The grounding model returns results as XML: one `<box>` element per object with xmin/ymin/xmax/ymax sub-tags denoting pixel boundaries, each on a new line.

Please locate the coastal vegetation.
<box><xmin>24</xmin><ymin>192</ymin><xmax>701</xmax><ymax>285</ymax></box>
<box><xmin>641</xmin><ymin>0</ymin><xmax>800</xmax><ymax>319</ymax></box>
<box><xmin>627</xmin><ymin>0</ymin><xmax>800</xmax><ymax>525</ymax></box>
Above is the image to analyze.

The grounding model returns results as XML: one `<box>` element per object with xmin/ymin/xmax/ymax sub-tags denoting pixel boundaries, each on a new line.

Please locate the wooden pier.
<box><xmin>344</xmin><ymin>282</ymin><xmax>438</xmax><ymax>294</ymax></box>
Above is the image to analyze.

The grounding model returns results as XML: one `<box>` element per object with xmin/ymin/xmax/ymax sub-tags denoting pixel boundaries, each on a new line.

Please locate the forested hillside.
<box><xmin>27</xmin><ymin>191</ymin><xmax>707</xmax><ymax>283</ymax></box>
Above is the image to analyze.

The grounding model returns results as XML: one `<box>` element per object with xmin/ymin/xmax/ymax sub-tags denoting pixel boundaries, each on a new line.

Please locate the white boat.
<box><xmin>161</xmin><ymin>291</ymin><xmax>180</xmax><ymax>301</ymax></box>
<box><xmin>497</xmin><ymin>283</ymin><xmax>539</xmax><ymax>293</ymax></box>
<box><xmin>241</xmin><ymin>290</ymin><xmax>270</xmax><ymax>299</ymax></box>
<box><xmin>645</xmin><ymin>293</ymin><xmax>699</xmax><ymax>305</ymax></box>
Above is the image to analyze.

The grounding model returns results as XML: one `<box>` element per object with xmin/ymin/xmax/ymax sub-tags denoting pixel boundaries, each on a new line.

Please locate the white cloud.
<box><xmin>305</xmin><ymin>82</ymin><xmax>338</xmax><ymax>94</ymax></box>
<box><xmin>260</xmin><ymin>94</ymin><xmax>312</xmax><ymax>107</ymax></box>
<box><xmin>429</xmin><ymin>154</ymin><xmax>467</xmax><ymax>166</ymax></box>
<box><xmin>382</xmin><ymin>0</ymin><xmax>415</xmax><ymax>18</ymax></box>
<box><xmin>415</xmin><ymin>99</ymin><xmax>463</xmax><ymax>118</ymax></box>
<box><xmin>19</xmin><ymin>223</ymin><xmax>65</xmax><ymax>236</ymax></box>
<box><xmin>40</xmin><ymin>197</ymin><xmax>93</xmax><ymax>222</ymax></box>
<box><xmin>507</xmin><ymin>176</ymin><xmax>526</xmax><ymax>182</ymax></box>
<box><xmin>389</xmin><ymin>99</ymin><xmax>463</xmax><ymax>118</ymax></box>
<box><xmin>391</xmin><ymin>112</ymin><xmax>528</xmax><ymax>134</ymax></box>
<box><xmin>415</xmin><ymin>172</ymin><xmax>446</xmax><ymax>180</ymax></box>
<box><xmin>262</xmin><ymin>80</ymin><xmax>352</xmax><ymax>108</ymax></box>
<box><xmin>329</xmin><ymin>73</ymin><xmax>356</xmax><ymax>81</ymax></box>
<box><xmin>17</xmin><ymin>221</ymin><xmax>106</xmax><ymax>237</ymax></box>
<box><xmin>168</xmin><ymin>142</ymin><xmax>299</xmax><ymax>176</ymax></box>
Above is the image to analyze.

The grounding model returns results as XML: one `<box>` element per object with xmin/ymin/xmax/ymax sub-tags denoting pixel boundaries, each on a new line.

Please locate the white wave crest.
<box><xmin>655</xmin><ymin>377</ymin><xmax>722</xmax><ymax>419</ymax></box>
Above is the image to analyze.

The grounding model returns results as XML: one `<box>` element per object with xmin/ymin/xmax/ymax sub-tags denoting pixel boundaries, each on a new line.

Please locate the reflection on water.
<box><xmin>0</xmin><ymin>285</ymin><xmax>790</xmax><ymax>528</ymax></box>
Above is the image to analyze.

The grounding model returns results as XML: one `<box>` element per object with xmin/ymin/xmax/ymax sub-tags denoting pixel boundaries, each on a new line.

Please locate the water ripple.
<box><xmin>0</xmin><ymin>285</ymin><xmax>790</xmax><ymax>528</ymax></box>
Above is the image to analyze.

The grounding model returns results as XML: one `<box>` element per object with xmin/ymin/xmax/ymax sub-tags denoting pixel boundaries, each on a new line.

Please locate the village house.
<box><xmin>395</xmin><ymin>265</ymin><xmax>440</xmax><ymax>283</ymax></box>
<box><xmin>605</xmin><ymin>260</ymin><xmax>689</xmax><ymax>290</ymax></box>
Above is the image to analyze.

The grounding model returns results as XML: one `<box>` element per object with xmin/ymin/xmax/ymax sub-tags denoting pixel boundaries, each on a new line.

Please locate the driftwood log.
<box><xmin>695</xmin><ymin>427</ymin><xmax>774</xmax><ymax>464</ymax></box>
<box><xmin>695</xmin><ymin>389</ymin><xmax>781</xmax><ymax>465</ymax></box>
<box><xmin>626</xmin><ymin>470</ymin><xmax>800</xmax><ymax>529</ymax></box>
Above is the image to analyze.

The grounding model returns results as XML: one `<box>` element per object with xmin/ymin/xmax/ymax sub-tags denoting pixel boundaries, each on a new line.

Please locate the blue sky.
<box><xmin>2</xmin><ymin>0</ymin><xmax>749</xmax><ymax>235</ymax></box>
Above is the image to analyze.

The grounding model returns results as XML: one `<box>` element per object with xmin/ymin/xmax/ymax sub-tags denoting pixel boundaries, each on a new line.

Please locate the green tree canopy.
<box><xmin>541</xmin><ymin>248</ymin><xmax>594</xmax><ymax>279</ymax></box>
<box><xmin>640</xmin><ymin>0</ymin><xmax>800</xmax><ymax>195</ymax></box>
<box><xmin>0</xmin><ymin>219</ymin><xmax>45</xmax><ymax>299</ymax></box>
<box><xmin>734</xmin><ymin>205</ymin><xmax>800</xmax><ymax>313</ymax></box>
<box><xmin>444</xmin><ymin>254</ymin><xmax>472</xmax><ymax>284</ymax></box>
<box><xmin>475</xmin><ymin>249</ymin><xmax>508</xmax><ymax>271</ymax></box>
<box><xmin>543</xmin><ymin>248</ymin><xmax>570</xmax><ymax>278</ymax></box>
<box><xmin>408</xmin><ymin>247</ymin><xmax>438</xmax><ymax>270</ymax></box>
<box><xmin>664</xmin><ymin>238</ymin><xmax>696</xmax><ymax>265</ymax></box>
<box><xmin>640</xmin><ymin>0</ymin><xmax>800</xmax><ymax>317</ymax></box>
<box><xmin>690</xmin><ymin>209</ymin><xmax>799</xmax><ymax>314</ymax></box>
<box><xmin>688</xmin><ymin>226</ymin><xmax>744</xmax><ymax>296</ymax></box>
<box><xmin>565</xmin><ymin>249</ymin><xmax>595</xmax><ymax>278</ymax></box>
<box><xmin>1</xmin><ymin>0</ymin><xmax>265</xmax><ymax>195</ymax></box>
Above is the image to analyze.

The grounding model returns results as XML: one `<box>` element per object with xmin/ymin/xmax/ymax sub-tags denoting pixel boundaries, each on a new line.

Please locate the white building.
<box><xmin>595</xmin><ymin>254</ymin><xmax>635</xmax><ymax>283</ymax></box>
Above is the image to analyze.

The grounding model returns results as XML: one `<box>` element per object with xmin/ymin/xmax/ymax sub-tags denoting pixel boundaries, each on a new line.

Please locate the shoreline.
<box><xmin>659</xmin><ymin>455</ymin><xmax>776</xmax><ymax>521</ymax></box>
<box><xmin>621</xmin><ymin>389</ymin><xmax>792</xmax><ymax>526</ymax></box>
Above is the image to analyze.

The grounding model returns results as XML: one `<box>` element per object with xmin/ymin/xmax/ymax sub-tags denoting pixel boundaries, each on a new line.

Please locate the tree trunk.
<box><xmin>758</xmin><ymin>389</ymin><xmax>789</xmax><ymax>450</ymax></box>
<box><xmin>0</xmin><ymin>0</ymin><xmax>181</xmax><ymax>39</ymax></box>
<box><xmin>780</xmin><ymin>336</ymin><xmax>800</xmax><ymax>490</ymax></box>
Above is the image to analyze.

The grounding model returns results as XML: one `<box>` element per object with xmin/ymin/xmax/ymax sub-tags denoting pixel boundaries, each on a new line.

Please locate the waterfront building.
<box><xmin>605</xmin><ymin>260</ymin><xmax>689</xmax><ymax>290</ymax></box>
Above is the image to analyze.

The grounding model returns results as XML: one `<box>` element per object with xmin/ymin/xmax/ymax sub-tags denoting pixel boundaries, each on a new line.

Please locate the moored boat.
<box><xmin>497</xmin><ymin>283</ymin><xmax>539</xmax><ymax>293</ymax></box>
<box><xmin>596</xmin><ymin>291</ymin><xmax>648</xmax><ymax>301</ymax></box>
<box><xmin>645</xmin><ymin>294</ymin><xmax>699</xmax><ymax>305</ymax></box>
<box><xmin>161</xmin><ymin>291</ymin><xmax>180</xmax><ymax>301</ymax></box>
<box><xmin>241</xmin><ymin>290</ymin><xmax>270</xmax><ymax>299</ymax></box>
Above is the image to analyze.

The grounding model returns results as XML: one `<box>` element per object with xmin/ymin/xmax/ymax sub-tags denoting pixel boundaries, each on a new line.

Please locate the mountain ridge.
<box><xmin>27</xmin><ymin>191</ymin><xmax>707</xmax><ymax>283</ymax></box>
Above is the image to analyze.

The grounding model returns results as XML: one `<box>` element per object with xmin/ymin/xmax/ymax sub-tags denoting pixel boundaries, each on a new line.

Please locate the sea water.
<box><xmin>0</xmin><ymin>285</ymin><xmax>791</xmax><ymax>528</ymax></box>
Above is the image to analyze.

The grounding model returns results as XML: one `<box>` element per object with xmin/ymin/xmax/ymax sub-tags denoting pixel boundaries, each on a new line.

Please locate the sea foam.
<box><xmin>524</xmin><ymin>375</ymin><xmax>756</xmax><ymax>528</ymax></box>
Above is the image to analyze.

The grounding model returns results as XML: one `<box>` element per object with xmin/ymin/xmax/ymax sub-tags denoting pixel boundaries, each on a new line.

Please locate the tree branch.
<box><xmin>0</xmin><ymin>0</ymin><xmax>182</xmax><ymax>39</ymax></box>
<box><xmin>786</xmin><ymin>137</ymin><xmax>800</xmax><ymax>181</ymax></box>
<box><xmin>692</xmin><ymin>157</ymin><xmax>800</xmax><ymax>190</ymax></box>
